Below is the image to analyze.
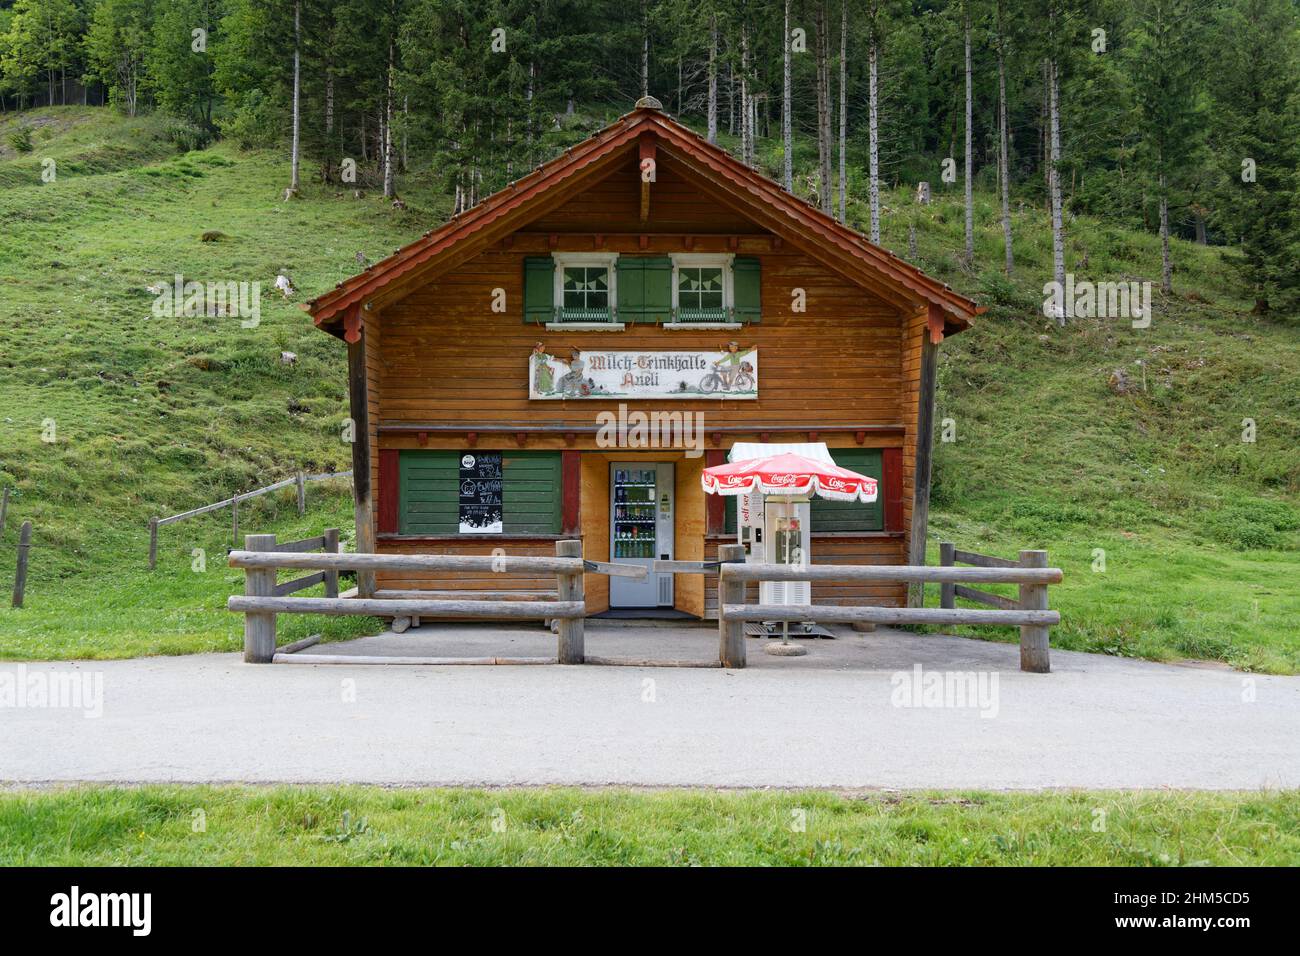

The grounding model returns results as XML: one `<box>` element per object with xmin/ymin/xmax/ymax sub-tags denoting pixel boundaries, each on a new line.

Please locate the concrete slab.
<box><xmin>2</xmin><ymin>623</ymin><xmax>1296</xmax><ymax>790</ymax></box>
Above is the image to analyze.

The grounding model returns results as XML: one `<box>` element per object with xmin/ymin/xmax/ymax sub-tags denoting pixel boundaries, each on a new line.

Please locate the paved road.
<box><xmin>3</xmin><ymin>625</ymin><xmax>1297</xmax><ymax>789</ymax></box>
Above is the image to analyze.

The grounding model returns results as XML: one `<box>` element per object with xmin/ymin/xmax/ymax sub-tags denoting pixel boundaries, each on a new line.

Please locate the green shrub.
<box><xmin>163</xmin><ymin>119</ymin><xmax>214</xmax><ymax>153</ymax></box>
<box><xmin>7</xmin><ymin>125</ymin><xmax>34</xmax><ymax>153</ymax></box>
<box><xmin>977</xmin><ymin>270</ymin><xmax>1033</xmax><ymax>310</ymax></box>
<box><xmin>1204</xmin><ymin>498</ymin><xmax>1300</xmax><ymax>550</ymax></box>
<box><xmin>219</xmin><ymin>89</ymin><xmax>285</xmax><ymax>150</ymax></box>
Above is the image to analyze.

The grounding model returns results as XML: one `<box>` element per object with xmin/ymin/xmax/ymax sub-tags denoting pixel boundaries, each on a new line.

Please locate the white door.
<box><xmin>609</xmin><ymin>462</ymin><xmax>675</xmax><ymax>607</ymax></box>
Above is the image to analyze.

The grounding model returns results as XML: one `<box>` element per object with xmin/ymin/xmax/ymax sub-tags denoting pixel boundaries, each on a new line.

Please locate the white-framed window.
<box><xmin>552</xmin><ymin>252</ymin><xmax>619</xmax><ymax>317</ymax></box>
<box><xmin>667</xmin><ymin>253</ymin><xmax>736</xmax><ymax>327</ymax></box>
<box><xmin>670</xmin><ymin>253</ymin><xmax>734</xmax><ymax>318</ymax></box>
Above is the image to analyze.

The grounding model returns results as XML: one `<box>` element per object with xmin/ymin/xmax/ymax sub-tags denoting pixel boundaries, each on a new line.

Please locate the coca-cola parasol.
<box><xmin>700</xmin><ymin>452</ymin><xmax>878</xmax><ymax>503</ymax></box>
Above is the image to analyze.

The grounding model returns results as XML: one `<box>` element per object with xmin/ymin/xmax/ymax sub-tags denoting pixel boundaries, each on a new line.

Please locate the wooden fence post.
<box><xmin>11</xmin><ymin>520</ymin><xmax>31</xmax><ymax>608</ymax></box>
<box><xmin>148</xmin><ymin>517</ymin><xmax>159</xmax><ymax>569</ymax></box>
<box><xmin>1018</xmin><ymin>549</ymin><xmax>1051</xmax><ymax>673</ymax></box>
<box><xmin>939</xmin><ymin>542</ymin><xmax>955</xmax><ymax>609</ymax></box>
<box><xmin>243</xmin><ymin>533</ymin><xmax>278</xmax><ymax>663</ymax></box>
<box><xmin>296</xmin><ymin>471</ymin><xmax>306</xmax><ymax>515</ymax></box>
<box><xmin>555</xmin><ymin>539</ymin><xmax>585</xmax><ymax>664</ymax></box>
<box><xmin>323</xmin><ymin>527</ymin><xmax>340</xmax><ymax>598</ymax></box>
<box><xmin>718</xmin><ymin>543</ymin><xmax>747</xmax><ymax>668</ymax></box>
<box><xmin>0</xmin><ymin>486</ymin><xmax>9</xmax><ymax>536</ymax></box>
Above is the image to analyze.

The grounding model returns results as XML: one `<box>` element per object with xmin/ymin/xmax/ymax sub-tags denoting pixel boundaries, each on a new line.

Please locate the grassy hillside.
<box><xmin>0</xmin><ymin>106</ymin><xmax>1296</xmax><ymax>670</ymax></box>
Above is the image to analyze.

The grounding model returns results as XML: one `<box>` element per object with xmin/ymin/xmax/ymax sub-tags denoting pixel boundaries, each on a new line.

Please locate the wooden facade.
<box><xmin>308</xmin><ymin>99</ymin><xmax>978</xmax><ymax>617</ymax></box>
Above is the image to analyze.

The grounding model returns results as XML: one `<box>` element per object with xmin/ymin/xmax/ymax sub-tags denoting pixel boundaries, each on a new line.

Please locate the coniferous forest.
<box><xmin>2</xmin><ymin>0</ymin><xmax>1297</xmax><ymax>311</ymax></box>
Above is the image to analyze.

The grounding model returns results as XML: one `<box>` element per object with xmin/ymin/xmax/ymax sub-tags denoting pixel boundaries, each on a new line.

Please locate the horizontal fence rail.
<box><xmin>719</xmin><ymin>563</ymin><xmax>1063</xmax><ymax>585</ymax></box>
<box><xmin>228</xmin><ymin>596</ymin><xmax>584</xmax><ymax>619</ymax></box>
<box><xmin>228</xmin><ymin>551</ymin><xmax>587</xmax><ymax>575</ymax></box>
<box><xmin>720</xmin><ymin>604</ymin><xmax>1061</xmax><ymax>627</ymax></box>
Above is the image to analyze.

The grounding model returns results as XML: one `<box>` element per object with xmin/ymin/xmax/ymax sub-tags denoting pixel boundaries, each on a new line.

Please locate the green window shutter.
<box><xmin>733</xmin><ymin>256</ymin><xmax>761</xmax><ymax>324</ymax></box>
<box><xmin>616</xmin><ymin>257</ymin><xmax>672</xmax><ymax>323</ymax></box>
<box><xmin>615</xmin><ymin>257</ymin><xmax>644</xmax><ymax>323</ymax></box>
<box><xmin>641</xmin><ymin>257</ymin><xmax>673</xmax><ymax>323</ymax></box>
<box><xmin>810</xmin><ymin>449</ymin><xmax>884</xmax><ymax>532</ymax></box>
<box><xmin>399</xmin><ymin>451</ymin><xmax>459</xmax><ymax>534</ymax></box>
<box><xmin>724</xmin><ymin>496</ymin><xmax>737</xmax><ymax>535</ymax></box>
<box><xmin>524</xmin><ymin>256</ymin><xmax>554</xmax><ymax>324</ymax></box>
<box><xmin>501</xmin><ymin>451</ymin><xmax>562</xmax><ymax>533</ymax></box>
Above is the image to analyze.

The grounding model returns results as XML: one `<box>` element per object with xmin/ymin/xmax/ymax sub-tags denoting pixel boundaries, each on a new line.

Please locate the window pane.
<box><xmin>563</xmin><ymin>266</ymin><xmax>609</xmax><ymax>310</ymax></box>
<box><xmin>678</xmin><ymin>266</ymin><xmax>725</xmax><ymax>313</ymax></box>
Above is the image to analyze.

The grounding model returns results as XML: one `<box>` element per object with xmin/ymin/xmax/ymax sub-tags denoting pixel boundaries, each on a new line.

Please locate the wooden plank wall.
<box><xmin>527</xmin><ymin>156</ymin><xmax>762</xmax><ymax>234</ymax></box>
<box><xmin>376</xmin><ymin>161</ymin><xmax>905</xmax><ymax>432</ymax></box>
<box><xmin>899</xmin><ymin>305</ymin><xmax>929</xmax><ymax>575</ymax></box>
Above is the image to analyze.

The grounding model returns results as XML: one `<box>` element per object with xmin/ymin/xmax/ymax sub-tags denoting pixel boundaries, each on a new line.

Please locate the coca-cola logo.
<box><xmin>824</xmin><ymin>477</ymin><xmax>848</xmax><ymax>490</ymax></box>
<box><xmin>768</xmin><ymin>473</ymin><xmax>797</xmax><ymax>486</ymax></box>
<box><xmin>723</xmin><ymin>475</ymin><xmax>747</xmax><ymax>486</ymax></box>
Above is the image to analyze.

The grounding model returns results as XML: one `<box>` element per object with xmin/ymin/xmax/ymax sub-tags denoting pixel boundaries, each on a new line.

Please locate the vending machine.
<box><xmin>739</xmin><ymin>495</ymin><xmax>812</xmax><ymax>607</ymax></box>
<box><xmin>609</xmin><ymin>463</ymin><xmax>675</xmax><ymax>607</ymax></box>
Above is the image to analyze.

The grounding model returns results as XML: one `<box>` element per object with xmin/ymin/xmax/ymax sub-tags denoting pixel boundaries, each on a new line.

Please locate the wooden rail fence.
<box><xmin>228</xmin><ymin>540</ymin><xmax>1059</xmax><ymax>672</ymax></box>
<box><xmin>148</xmin><ymin>470</ymin><xmax>352</xmax><ymax>568</ymax></box>
<box><xmin>228</xmin><ymin>538</ymin><xmax>596</xmax><ymax>664</ymax></box>
<box><xmin>715</xmin><ymin>543</ymin><xmax>1062</xmax><ymax>672</ymax></box>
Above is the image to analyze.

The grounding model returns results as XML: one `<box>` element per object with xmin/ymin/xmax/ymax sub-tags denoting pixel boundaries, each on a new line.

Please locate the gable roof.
<box><xmin>305</xmin><ymin>102</ymin><xmax>980</xmax><ymax>341</ymax></box>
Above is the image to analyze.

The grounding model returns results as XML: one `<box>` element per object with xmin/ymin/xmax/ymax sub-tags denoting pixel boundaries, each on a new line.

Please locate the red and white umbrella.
<box><xmin>700</xmin><ymin>452</ymin><xmax>878</xmax><ymax>503</ymax></box>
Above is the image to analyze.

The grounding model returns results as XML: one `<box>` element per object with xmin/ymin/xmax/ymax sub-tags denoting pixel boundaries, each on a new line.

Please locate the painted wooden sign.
<box><xmin>458</xmin><ymin>453</ymin><xmax>503</xmax><ymax>533</ymax></box>
<box><xmin>529</xmin><ymin>347</ymin><xmax>758</xmax><ymax>400</ymax></box>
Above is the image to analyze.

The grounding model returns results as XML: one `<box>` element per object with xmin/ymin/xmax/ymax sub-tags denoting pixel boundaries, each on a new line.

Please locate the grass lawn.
<box><xmin>1</xmin><ymin>785</ymin><xmax>1297</xmax><ymax>866</ymax></box>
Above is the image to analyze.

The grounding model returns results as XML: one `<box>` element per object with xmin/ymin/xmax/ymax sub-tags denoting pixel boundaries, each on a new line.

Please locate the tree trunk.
<box><xmin>641</xmin><ymin>0</ymin><xmax>650</xmax><ymax>99</ymax></box>
<box><xmin>998</xmin><ymin>1</ymin><xmax>1013</xmax><ymax>276</ymax></box>
<box><xmin>1048</xmin><ymin>58</ymin><xmax>1066</xmax><ymax>323</ymax></box>
<box><xmin>728</xmin><ymin>62</ymin><xmax>735</xmax><ymax>136</ymax></box>
<box><xmin>815</xmin><ymin>2</ymin><xmax>832</xmax><ymax>213</ymax></box>
<box><xmin>289</xmin><ymin>0</ymin><xmax>302</xmax><ymax>193</ymax></box>
<box><xmin>838</xmin><ymin>0</ymin><xmax>847</xmax><ymax>221</ymax></box>
<box><xmin>741</xmin><ymin>26</ymin><xmax>751</xmax><ymax>166</ymax></box>
<box><xmin>382</xmin><ymin>40</ymin><xmax>395</xmax><ymax>199</ymax></box>
<box><xmin>868</xmin><ymin>35</ymin><xmax>878</xmax><ymax>244</ymax></box>
<box><xmin>783</xmin><ymin>0</ymin><xmax>792</xmax><ymax>190</ymax></box>
<box><xmin>964</xmin><ymin>11</ymin><xmax>974</xmax><ymax>266</ymax></box>
<box><xmin>707</xmin><ymin>17</ymin><xmax>718</xmax><ymax>143</ymax></box>
<box><xmin>1159</xmin><ymin>169</ymin><xmax>1172</xmax><ymax>293</ymax></box>
<box><xmin>325</xmin><ymin>71</ymin><xmax>334</xmax><ymax>136</ymax></box>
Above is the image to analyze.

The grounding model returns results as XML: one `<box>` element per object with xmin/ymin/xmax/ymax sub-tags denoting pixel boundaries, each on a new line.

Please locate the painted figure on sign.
<box><xmin>557</xmin><ymin>347</ymin><xmax>592</xmax><ymax>398</ymax></box>
<box><xmin>701</xmin><ymin>341</ymin><xmax>756</xmax><ymax>393</ymax></box>
<box><xmin>532</xmin><ymin>342</ymin><xmax>556</xmax><ymax>394</ymax></box>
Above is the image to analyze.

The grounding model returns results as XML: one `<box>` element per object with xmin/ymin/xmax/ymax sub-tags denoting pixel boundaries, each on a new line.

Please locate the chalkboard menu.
<box><xmin>458</xmin><ymin>453</ymin><xmax>503</xmax><ymax>533</ymax></box>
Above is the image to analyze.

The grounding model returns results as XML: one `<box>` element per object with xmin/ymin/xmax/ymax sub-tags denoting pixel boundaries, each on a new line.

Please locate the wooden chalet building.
<box><xmin>306</xmin><ymin>97</ymin><xmax>979</xmax><ymax>617</ymax></box>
